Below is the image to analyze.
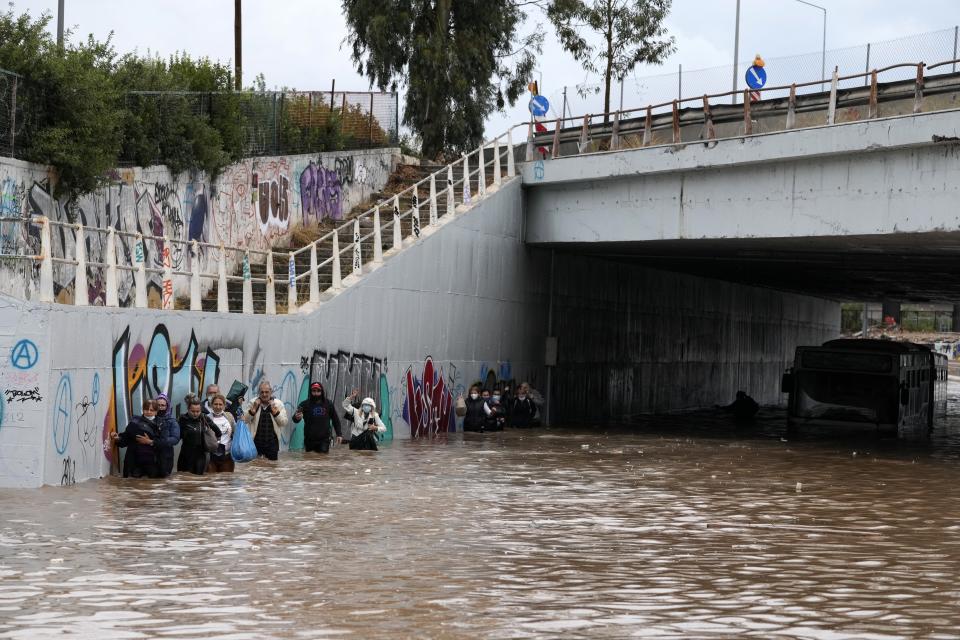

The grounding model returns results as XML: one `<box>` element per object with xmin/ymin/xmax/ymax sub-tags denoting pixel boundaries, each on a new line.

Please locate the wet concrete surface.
<box><xmin>2</xmin><ymin>400</ymin><xmax>960</xmax><ymax>639</ymax></box>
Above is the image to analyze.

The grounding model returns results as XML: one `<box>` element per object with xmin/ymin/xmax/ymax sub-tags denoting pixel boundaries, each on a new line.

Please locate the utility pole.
<box><xmin>234</xmin><ymin>0</ymin><xmax>242</xmax><ymax>91</ymax></box>
<box><xmin>731</xmin><ymin>0</ymin><xmax>740</xmax><ymax>104</ymax></box>
<box><xmin>56</xmin><ymin>0</ymin><xmax>64</xmax><ymax>48</ymax></box>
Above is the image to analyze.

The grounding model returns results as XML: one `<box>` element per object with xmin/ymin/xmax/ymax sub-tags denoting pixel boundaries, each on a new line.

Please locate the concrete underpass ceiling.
<box><xmin>547</xmin><ymin>232</ymin><xmax>960</xmax><ymax>303</ymax></box>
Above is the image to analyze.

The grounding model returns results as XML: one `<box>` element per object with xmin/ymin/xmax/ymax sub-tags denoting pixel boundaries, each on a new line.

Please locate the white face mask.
<box><xmin>213</xmin><ymin>407</ymin><xmax>224</xmax><ymax>416</ymax></box>
<box><xmin>518</xmin><ymin>394</ymin><xmax>527</xmax><ymax>400</ymax></box>
<box><xmin>144</xmin><ymin>415</ymin><xmax>155</xmax><ymax>421</ymax></box>
<box><xmin>469</xmin><ymin>393</ymin><xmax>479</xmax><ymax>400</ymax></box>
<box><xmin>362</xmin><ymin>404</ymin><xmax>373</xmax><ymax>414</ymax></box>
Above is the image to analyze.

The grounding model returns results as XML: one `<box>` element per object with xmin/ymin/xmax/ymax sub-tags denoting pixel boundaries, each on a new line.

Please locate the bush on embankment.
<box><xmin>0</xmin><ymin>8</ymin><xmax>387</xmax><ymax>203</ymax></box>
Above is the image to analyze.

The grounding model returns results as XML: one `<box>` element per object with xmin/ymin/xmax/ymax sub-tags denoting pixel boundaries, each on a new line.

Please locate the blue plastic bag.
<box><xmin>231</xmin><ymin>419</ymin><xmax>258</xmax><ymax>462</ymax></box>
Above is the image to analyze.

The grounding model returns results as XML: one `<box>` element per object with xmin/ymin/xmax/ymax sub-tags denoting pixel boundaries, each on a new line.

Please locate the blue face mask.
<box><xmin>362</xmin><ymin>404</ymin><xmax>373</xmax><ymax>414</ymax></box>
<box><xmin>492</xmin><ymin>395</ymin><xmax>500</xmax><ymax>403</ymax></box>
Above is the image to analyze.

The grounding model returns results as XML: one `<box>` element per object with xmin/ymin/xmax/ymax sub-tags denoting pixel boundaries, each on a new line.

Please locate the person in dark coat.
<box><xmin>153</xmin><ymin>393</ymin><xmax>181</xmax><ymax>477</ymax></box>
<box><xmin>507</xmin><ymin>383</ymin><xmax>537</xmax><ymax>428</ymax></box>
<box><xmin>177</xmin><ymin>397</ymin><xmax>221</xmax><ymax>475</ymax></box>
<box><xmin>111</xmin><ymin>399</ymin><xmax>163</xmax><ymax>479</ymax></box>
<box><xmin>718</xmin><ymin>391</ymin><xmax>760</xmax><ymax>420</ymax></box>
<box><xmin>485</xmin><ymin>389</ymin><xmax>507</xmax><ymax>432</ymax></box>
<box><xmin>462</xmin><ymin>386</ymin><xmax>487</xmax><ymax>432</ymax></box>
<box><xmin>293</xmin><ymin>382</ymin><xmax>342</xmax><ymax>453</ymax></box>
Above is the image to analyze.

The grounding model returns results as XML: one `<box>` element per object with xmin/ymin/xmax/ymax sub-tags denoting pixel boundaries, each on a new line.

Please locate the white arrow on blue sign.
<box><xmin>745</xmin><ymin>65</ymin><xmax>767</xmax><ymax>90</ymax></box>
<box><xmin>529</xmin><ymin>95</ymin><xmax>550</xmax><ymax>117</ymax></box>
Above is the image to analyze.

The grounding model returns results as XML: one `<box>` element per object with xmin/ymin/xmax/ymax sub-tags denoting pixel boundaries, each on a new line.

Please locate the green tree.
<box><xmin>0</xmin><ymin>8</ymin><xmax>124</xmax><ymax>201</ymax></box>
<box><xmin>342</xmin><ymin>0</ymin><xmax>541</xmax><ymax>159</ymax></box>
<box><xmin>547</xmin><ymin>0</ymin><xmax>675</xmax><ymax>121</ymax></box>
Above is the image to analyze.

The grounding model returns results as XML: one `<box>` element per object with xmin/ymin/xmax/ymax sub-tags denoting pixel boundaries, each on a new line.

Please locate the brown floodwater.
<box><xmin>2</xmin><ymin>403</ymin><xmax>960</xmax><ymax>639</ymax></box>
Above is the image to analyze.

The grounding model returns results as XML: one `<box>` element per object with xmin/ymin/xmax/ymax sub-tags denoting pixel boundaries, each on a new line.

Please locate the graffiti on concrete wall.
<box><xmin>108</xmin><ymin>325</ymin><xmax>222</xmax><ymax>459</ymax></box>
<box><xmin>0</xmin><ymin>149</ymin><xmax>396</xmax><ymax>304</ymax></box>
<box><xmin>403</xmin><ymin>357</ymin><xmax>455</xmax><ymax>438</ymax></box>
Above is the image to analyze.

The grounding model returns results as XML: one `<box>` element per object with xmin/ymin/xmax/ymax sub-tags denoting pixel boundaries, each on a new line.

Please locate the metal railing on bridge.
<box><xmin>3</xmin><ymin>55</ymin><xmax>960</xmax><ymax>315</ymax></box>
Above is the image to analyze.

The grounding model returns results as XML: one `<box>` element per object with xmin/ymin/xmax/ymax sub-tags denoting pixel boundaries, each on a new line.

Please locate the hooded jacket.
<box><xmin>342</xmin><ymin>396</ymin><xmax>387</xmax><ymax>438</ymax></box>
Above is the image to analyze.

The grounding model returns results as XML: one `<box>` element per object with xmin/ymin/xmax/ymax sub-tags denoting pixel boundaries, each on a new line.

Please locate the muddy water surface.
<box><xmin>2</xmin><ymin>406</ymin><xmax>960</xmax><ymax>639</ymax></box>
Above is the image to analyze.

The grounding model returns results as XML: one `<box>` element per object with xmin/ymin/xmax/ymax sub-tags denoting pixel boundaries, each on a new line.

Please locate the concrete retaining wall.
<box><xmin>548</xmin><ymin>254</ymin><xmax>839</xmax><ymax>422</ymax></box>
<box><xmin>0</xmin><ymin>148</ymin><xmax>397</xmax><ymax>305</ymax></box>
<box><xmin>0</xmin><ymin>179</ymin><xmax>549</xmax><ymax>488</ymax></box>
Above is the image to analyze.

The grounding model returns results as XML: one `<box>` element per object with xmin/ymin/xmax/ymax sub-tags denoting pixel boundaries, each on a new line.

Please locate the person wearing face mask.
<box><xmin>110</xmin><ymin>399</ymin><xmax>163</xmax><ymax>479</ymax></box>
<box><xmin>247</xmin><ymin>381</ymin><xmax>289</xmax><ymax>461</ymax></box>
<box><xmin>293</xmin><ymin>382</ymin><xmax>342</xmax><ymax>454</ymax></box>
<box><xmin>508</xmin><ymin>382</ymin><xmax>538</xmax><ymax>428</ymax></box>
<box><xmin>461</xmin><ymin>385</ymin><xmax>489</xmax><ymax>433</ymax></box>
<box><xmin>153</xmin><ymin>393</ymin><xmax>181</xmax><ymax>477</ymax></box>
<box><xmin>484</xmin><ymin>389</ymin><xmax>506</xmax><ymax>432</ymax></box>
<box><xmin>178</xmin><ymin>397</ymin><xmax>221</xmax><ymax>475</ymax></box>
<box><xmin>202</xmin><ymin>384</ymin><xmax>220</xmax><ymax>415</ymax></box>
<box><xmin>207</xmin><ymin>394</ymin><xmax>236</xmax><ymax>473</ymax></box>
<box><xmin>343</xmin><ymin>389</ymin><xmax>386</xmax><ymax>450</ymax></box>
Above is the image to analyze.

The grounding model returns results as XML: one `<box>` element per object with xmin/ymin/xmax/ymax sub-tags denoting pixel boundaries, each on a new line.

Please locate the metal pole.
<box><xmin>57</xmin><ymin>0</ymin><xmax>64</xmax><ymax>48</ymax></box>
<box><xmin>864</xmin><ymin>43</ymin><xmax>871</xmax><ymax>86</ymax></box>
<box><xmin>794</xmin><ymin>1</ymin><xmax>827</xmax><ymax>92</ymax></box>
<box><xmin>678</xmin><ymin>64</ymin><xmax>682</xmax><ymax>102</ymax></box>
<box><xmin>562</xmin><ymin>86</ymin><xmax>568</xmax><ymax>121</ymax></box>
<box><xmin>732</xmin><ymin>0</ymin><xmax>741</xmax><ymax>104</ymax></box>
<box><xmin>862</xmin><ymin>302</ymin><xmax>869</xmax><ymax>336</ymax></box>
<box><xmin>234</xmin><ymin>0</ymin><xmax>242</xmax><ymax>90</ymax></box>
<box><xmin>619</xmin><ymin>76</ymin><xmax>624</xmax><ymax>111</ymax></box>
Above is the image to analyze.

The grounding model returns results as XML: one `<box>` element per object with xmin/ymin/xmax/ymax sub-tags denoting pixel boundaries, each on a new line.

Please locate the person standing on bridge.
<box><xmin>293</xmin><ymin>382</ymin><xmax>342</xmax><ymax>453</ymax></box>
<box><xmin>343</xmin><ymin>390</ymin><xmax>386</xmax><ymax>450</ymax></box>
<box><xmin>247</xmin><ymin>381</ymin><xmax>289</xmax><ymax>460</ymax></box>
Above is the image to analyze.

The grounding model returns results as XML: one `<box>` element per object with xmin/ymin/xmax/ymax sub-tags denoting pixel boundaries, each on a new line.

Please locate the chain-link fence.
<box><xmin>545</xmin><ymin>26</ymin><xmax>960</xmax><ymax>119</ymax></box>
<box><xmin>121</xmin><ymin>89</ymin><xmax>398</xmax><ymax>165</ymax></box>
<box><xmin>0</xmin><ymin>78</ymin><xmax>398</xmax><ymax>164</ymax></box>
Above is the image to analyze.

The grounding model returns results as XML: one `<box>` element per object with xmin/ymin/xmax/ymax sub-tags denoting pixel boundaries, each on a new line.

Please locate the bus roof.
<box><xmin>821</xmin><ymin>339</ymin><xmax>930</xmax><ymax>354</ymax></box>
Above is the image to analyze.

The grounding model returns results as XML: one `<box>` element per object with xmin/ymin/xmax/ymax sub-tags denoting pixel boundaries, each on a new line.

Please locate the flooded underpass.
<box><xmin>2</xmin><ymin>405</ymin><xmax>960</xmax><ymax>639</ymax></box>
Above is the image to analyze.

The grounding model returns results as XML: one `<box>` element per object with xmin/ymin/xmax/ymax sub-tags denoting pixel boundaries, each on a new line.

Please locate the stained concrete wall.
<box><xmin>548</xmin><ymin>254</ymin><xmax>838</xmax><ymax>423</ymax></box>
<box><xmin>0</xmin><ymin>148</ymin><xmax>396</xmax><ymax>306</ymax></box>
<box><xmin>0</xmin><ymin>178</ymin><xmax>549</xmax><ymax>488</ymax></box>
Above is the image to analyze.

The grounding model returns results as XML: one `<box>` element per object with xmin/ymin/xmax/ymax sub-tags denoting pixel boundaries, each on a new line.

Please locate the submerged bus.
<box><xmin>782</xmin><ymin>339</ymin><xmax>947</xmax><ymax>432</ymax></box>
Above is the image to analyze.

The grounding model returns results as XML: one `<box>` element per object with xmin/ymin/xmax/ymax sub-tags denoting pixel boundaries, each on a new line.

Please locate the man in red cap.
<box><xmin>293</xmin><ymin>382</ymin><xmax>342</xmax><ymax>454</ymax></box>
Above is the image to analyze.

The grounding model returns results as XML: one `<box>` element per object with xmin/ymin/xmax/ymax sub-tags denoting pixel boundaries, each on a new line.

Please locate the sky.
<box><xmin>8</xmin><ymin>0</ymin><xmax>959</xmax><ymax>141</ymax></box>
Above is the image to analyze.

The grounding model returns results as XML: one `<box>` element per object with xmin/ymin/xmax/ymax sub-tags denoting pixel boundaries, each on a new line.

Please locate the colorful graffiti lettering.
<box><xmin>108</xmin><ymin>325</ymin><xmax>221</xmax><ymax>460</ymax></box>
<box><xmin>299</xmin><ymin>161</ymin><xmax>343</xmax><ymax>223</ymax></box>
<box><xmin>403</xmin><ymin>357</ymin><xmax>455</xmax><ymax>438</ymax></box>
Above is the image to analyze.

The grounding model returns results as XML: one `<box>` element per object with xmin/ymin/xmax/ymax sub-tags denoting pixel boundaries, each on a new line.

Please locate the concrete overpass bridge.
<box><xmin>2</xmin><ymin>60</ymin><xmax>959</xmax><ymax>486</ymax></box>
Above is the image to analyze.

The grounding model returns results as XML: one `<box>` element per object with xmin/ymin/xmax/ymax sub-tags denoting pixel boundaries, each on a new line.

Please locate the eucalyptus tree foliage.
<box><xmin>547</xmin><ymin>0</ymin><xmax>674</xmax><ymax>120</ymax></box>
<box><xmin>343</xmin><ymin>0</ymin><xmax>542</xmax><ymax>159</ymax></box>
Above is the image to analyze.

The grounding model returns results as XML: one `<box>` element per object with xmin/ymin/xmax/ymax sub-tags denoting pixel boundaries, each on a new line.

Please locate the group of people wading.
<box><xmin>112</xmin><ymin>380</ymin><xmax>387</xmax><ymax>479</ymax></box>
<box><xmin>457</xmin><ymin>381</ymin><xmax>541</xmax><ymax>433</ymax></box>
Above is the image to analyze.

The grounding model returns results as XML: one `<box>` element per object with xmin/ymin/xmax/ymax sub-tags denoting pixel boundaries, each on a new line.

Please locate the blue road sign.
<box><xmin>529</xmin><ymin>95</ymin><xmax>550</xmax><ymax>117</ymax></box>
<box><xmin>745</xmin><ymin>65</ymin><xmax>767</xmax><ymax>90</ymax></box>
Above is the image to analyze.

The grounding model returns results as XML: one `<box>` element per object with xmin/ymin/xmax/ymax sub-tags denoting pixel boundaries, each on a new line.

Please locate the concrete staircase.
<box><xmin>199</xmin><ymin>157</ymin><xmax>493</xmax><ymax>314</ymax></box>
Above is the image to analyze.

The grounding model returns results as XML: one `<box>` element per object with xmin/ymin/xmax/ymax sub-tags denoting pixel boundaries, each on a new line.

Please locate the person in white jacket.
<box><xmin>246</xmin><ymin>381</ymin><xmax>289</xmax><ymax>460</ymax></box>
<box><xmin>343</xmin><ymin>389</ymin><xmax>386</xmax><ymax>451</ymax></box>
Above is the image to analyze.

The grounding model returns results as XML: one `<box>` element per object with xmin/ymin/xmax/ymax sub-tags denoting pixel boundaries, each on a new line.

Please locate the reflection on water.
<box><xmin>3</xmin><ymin>401</ymin><xmax>960</xmax><ymax>638</ymax></box>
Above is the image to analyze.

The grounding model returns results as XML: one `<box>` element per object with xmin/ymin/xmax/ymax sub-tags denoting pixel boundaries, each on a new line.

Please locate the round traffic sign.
<box><xmin>529</xmin><ymin>95</ymin><xmax>550</xmax><ymax>117</ymax></box>
<box><xmin>745</xmin><ymin>65</ymin><xmax>767</xmax><ymax>90</ymax></box>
